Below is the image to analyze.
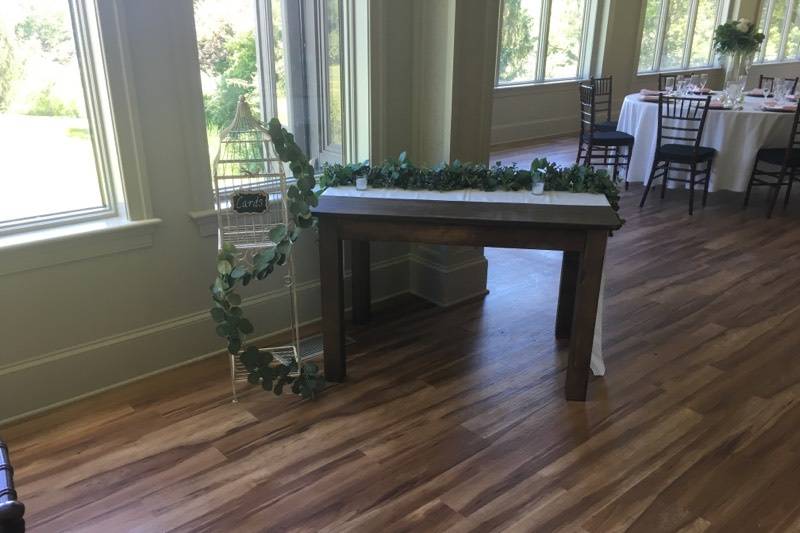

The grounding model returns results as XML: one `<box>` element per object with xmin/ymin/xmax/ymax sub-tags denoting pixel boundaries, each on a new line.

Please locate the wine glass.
<box><xmin>665</xmin><ymin>78</ymin><xmax>675</xmax><ymax>95</ymax></box>
<box><xmin>699</xmin><ymin>73</ymin><xmax>709</xmax><ymax>92</ymax></box>
<box><xmin>689</xmin><ymin>74</ymin><xmax>701</xmax><ymax>93</ymax></box>
<box><xmin>773</xmin><ymin>79</ymin><xmax>790</xmax><ymax>106</ymax></box>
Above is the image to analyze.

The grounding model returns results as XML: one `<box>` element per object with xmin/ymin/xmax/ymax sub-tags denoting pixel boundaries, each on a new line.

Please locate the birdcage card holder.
<box><xmin>212</xmin><ymin>97</ymin><xmax>302</xmax><ymax>402</ymax></box>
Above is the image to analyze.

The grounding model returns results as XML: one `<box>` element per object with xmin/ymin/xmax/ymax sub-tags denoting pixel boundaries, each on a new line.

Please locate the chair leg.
<box><xmin>576</xmin><ymin>140</ymin><xmax>583</xmax><ymax>165</ymax></box>
<box><xmin>702</xmin><ymin>161</ymin><xmax>712</xmax><ymax>207</ymax></box>
<box><xmin>744</xmin><ymin>159</ymin><xmax>759</xmax><ymax>208</ymax></box>
<box><xmin>689</xmin><ymin>163</ymin><xmax>697</xmax><ymax>216</ymax></box>
<box><xmin>784</xmin><ymin>173</ymin><xmax>795</xmax><ymax>208</ymax></box>
<box><xmin>584</xmin><ymin>142</ymin><xmax>592</xmax><ymax>167</ymax></box>
<box><xmin>624</xmin><ymin>143</ymin><xmax>632</xmax><ymax>190</ymax></box>
<box><xmin>640</xmin><ymin>159</ymin><xmax>659</xmax><ymax>208</ymax></box>
<box><xmin>767</xmin><ymin>168</ymin><xmax>787</xmax><ymax>219</ymax></box>
<box><xmin>660</xmin><ymin>161</ymin><xmax>669</xmax><ymax>199</ymax></box>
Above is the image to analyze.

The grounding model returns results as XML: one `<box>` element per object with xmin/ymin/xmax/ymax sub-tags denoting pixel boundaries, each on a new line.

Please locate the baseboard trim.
<box><xmin>0</xmin><ymin>254</ymin><xmax>410</xmax><ymax>423</ymax></box>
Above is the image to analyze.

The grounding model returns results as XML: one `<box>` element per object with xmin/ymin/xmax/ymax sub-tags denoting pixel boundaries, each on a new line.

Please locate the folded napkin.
<box><xmin>639</xmin><ymin>95</ymin><xmax>660</xmax><ymax>102</ymax></box>
<box><xmin>640</xmin><ymin>89</ymin><xmax>662</xmax><ymax>96</ymax></box>
<box><xmin>788</xmin><ymin>94</ymin><xmax>797</xmax><ymax>101</ymax></box>
<box><xmin>748</xmin><ymin>88</ymin><xmax>766</xmax><ymax>96</ymax></box>
<box><xmin>694</xmin><ymin>88</ymin><xmax>712</xmax><ymax>94</ymax></box>
<box><xmin>762</xmin><ymin>103</ymin><xmax>797</xmax><ymax>111</ymax></box>
<box><xmin>708</xmin><ymin>100</ymin><xmax>726</xmax><ymax>108</ymax></box>
<box><xmin>781</xmin><ymin>104</ymin><xmax>798</xmax><ymax>111</ymax></box>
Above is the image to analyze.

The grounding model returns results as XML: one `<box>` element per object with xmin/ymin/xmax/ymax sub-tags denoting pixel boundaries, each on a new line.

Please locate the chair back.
<box><xmin>591</xmin><ymin>76</ymin><xmax>613</xmax><ymax>123</ymax></box>
<box><xmin>759</xmin><ymin>75</ymin><xmax>800</xmax><ymax>94</ymax></box>
<box><xmin>578</xmin><ymin>82</ymin><xmax>596</xmax><ymax>139</ymax></box>
<box><xmin>781</xmin><ymin>104</ymin><xmax>800</xmax><ymax>167</ymax></box>
<box><xmin>656</xmin><ymin>95</ymin><xmax>711</xmax><ymax>156</ymax></box>
<box><xmin>658</xmin><ymin>72</ymin><xmax>694</xmax><ymax>91</ymax></box>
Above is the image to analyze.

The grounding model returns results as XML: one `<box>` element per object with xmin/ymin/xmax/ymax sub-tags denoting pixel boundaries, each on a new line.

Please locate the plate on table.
<box><xmin>747</xmin><ymin>90</ymin><xmax>770</xmax><ymax>98</ymax></box>
<box><xmin>761</xmin><ymin>103</ymin><xmax>798</xmax><ymax>113</ymax></box>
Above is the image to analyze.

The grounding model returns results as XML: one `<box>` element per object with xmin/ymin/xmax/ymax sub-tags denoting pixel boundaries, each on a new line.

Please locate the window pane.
<box><xmin>544</xmin><ymin>0</ymin><xmax>586</xmax><ymax>79</ymax></box>
<box><xmin>0</xmin><ymin>0</ymin><xmax>105</xmax><ymax>224</ymax></box>
<box><xmin>764</xmin><ymin>0</ymin><xmax>789</xmax><ymax>61</ymax></box>
<box><xmin>689</xmin><ymin>0</ymin><xmax>717</xmax><ymax>66</ymax></box>
<box><xmin>786</xmin><ymin>1</ymin><xmax>800</xmax><ymax>59</ymax></box>
<box><xmin>324</xmin><ymin>0</ymin><xmax>342</xmax><ymax>146</ymax></box>
<box><xmin>660</xmin><ymin>0</ymin><xmax>690</xmax><ymax>69</ymax></box>
<box><xmin>193</xmin><ymin>0</ymin><xmax>261</xmax><ymax>164</ymax></box>
<box><xmin>271</xmin><ymin>0</ymin><xmax>289</xmax><ymax>127</ymax></box>
<box><xmin>497</xmin><ymin>0</ymin><xmax>542</xmax><ymax>84</ymax></box>
<box><xmin>639</xmin><ymin>0</ymin><xmax>663</xmax><ymax>72</ymax></box>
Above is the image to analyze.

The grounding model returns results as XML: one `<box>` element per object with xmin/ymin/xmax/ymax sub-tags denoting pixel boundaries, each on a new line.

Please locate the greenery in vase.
<box><xmin>321</xmin><ymin>154</ymin><xmax>624</xmax><ymax>223</ymax></box>
<box><xmin>210</xmin><ymin>118</ymin><xmax>325</xmax><ymax>400</ymax></box>
<box><xmin>713</xmin><ymin>19</ymin><xmax>765</xmax><ymax>56</ymax></box>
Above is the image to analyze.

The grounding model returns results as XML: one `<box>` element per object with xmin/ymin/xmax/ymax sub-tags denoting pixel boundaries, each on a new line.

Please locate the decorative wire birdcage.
<box><xmin>213</xmin><ymin>97</ymin><xmax>301</xmax><ymax>402</ymax></box>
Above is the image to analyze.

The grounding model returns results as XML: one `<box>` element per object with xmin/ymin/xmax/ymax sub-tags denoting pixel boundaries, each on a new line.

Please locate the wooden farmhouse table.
<box><xmin>313</xmin><ymin>189</ymin><xmax>622</xmax><ymax>401</ymax></box>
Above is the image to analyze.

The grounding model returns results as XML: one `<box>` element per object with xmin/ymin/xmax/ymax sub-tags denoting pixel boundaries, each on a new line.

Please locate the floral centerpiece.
<box><xmin>713</xmin><ymin>18</ymin><xmax>765</xmax><ymax>87</ymax></box>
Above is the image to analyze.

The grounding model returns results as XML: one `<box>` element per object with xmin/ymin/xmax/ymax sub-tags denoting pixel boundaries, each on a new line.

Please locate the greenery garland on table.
<box><xmin>210</xmin><ymin>118</ymin><xmax>325</xmax><ymax>400</ymax></box>
<box><xmin>212</xmin><ymin>134</ymin><xmax>623</xmax><ymax>402</ymax></box>
<box><xmin>320</xmin><ymin>153</ymin><xmax>623</xmax><ymax>222</ymax></box>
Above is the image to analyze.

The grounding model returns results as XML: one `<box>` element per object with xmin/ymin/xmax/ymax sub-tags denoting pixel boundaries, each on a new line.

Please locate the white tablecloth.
<box><xmin>618</xmin><ymin>94</ymin><xmax>795</xmax><ymax>192</ymax></box>
<box><xmin>323</xmin><ymin>187</ymin><xmax>609</xmax><ymax>376</ymax></box>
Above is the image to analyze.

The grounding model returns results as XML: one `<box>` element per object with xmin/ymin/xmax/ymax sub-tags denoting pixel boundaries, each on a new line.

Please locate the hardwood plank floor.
<box><xmin>4</xmin><ymin>136</ymin><xmax>800</xmax><ymax>532</ymax></box>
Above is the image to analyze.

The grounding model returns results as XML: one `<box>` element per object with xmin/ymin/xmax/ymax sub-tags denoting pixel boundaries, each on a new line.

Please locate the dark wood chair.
<box><xmin>639</xmin><ymin>95</ymin><xmax>715</xmax><ymax>215</ymax></box>
<box><xmin>658</xmin><ymin>72</ymin><xmax>694</xmax><ymax>91</ymax></box>
<box><xmin>758</xmin><ymin>75</ymin><xmax>799</xmax><ymax>95</ymax></box>
<box><xmin>590</xmin><ymin>76</ymin><xmax>617</xmax><ymax>132</ymax></box>
<box><xmin>576</xmin><ymin>83</ymin><xmax>634</xmax><ymax>189</ymax></box>
<box><xmin>0</xmin><ymin>441</ymin><xmax>24</xmax><ymax>532</ymax></box>
<box><xmin>743</xmin><ymin>103</ymin><xmax>800</xmax><ymax>218</ymax></box>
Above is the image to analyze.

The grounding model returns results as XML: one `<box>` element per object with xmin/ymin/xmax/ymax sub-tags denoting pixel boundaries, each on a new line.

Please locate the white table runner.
<box><xmin>322</xmin><ymin>187</ymin><xmax>609</xmax><ymax>376</ymax></box>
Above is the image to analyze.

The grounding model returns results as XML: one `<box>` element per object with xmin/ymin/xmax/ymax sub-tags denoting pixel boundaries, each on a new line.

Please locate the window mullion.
<box><xmin>537</xmin><ymin>0</ymin><xmax>551</xmax><ymax>81</ymax></box>
<box><xmin>683</xmin><ymin>0</ymin><xmax>699</xmax><ymax>69</ymax></box>
<box><xmin>255</xmin><ymin>0</ymin><xmax>279</xmax><ymax>121</ymax></box>
<box><xmin>777</xmin><ymin>0</ymin><xmax>794</xmax><ymax>60</ymax></box>
<box><xmin>761</xmin><ymin>0</ymin><xmax>775</xmax><ymax>62</ymax></box>
<box><xmin>653</xmin><ymin>0</ymin><xmax>670</xmax><ymax>71</ymax></box>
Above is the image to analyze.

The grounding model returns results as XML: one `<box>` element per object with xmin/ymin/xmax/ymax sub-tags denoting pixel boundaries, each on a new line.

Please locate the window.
<box><xmin>756</xmin><ymin>0</ymin><xmax>800</xmax><ymax>62</ymax></box>
<box><xmin>637</xmin><ymin>0</ymin><xmax>725</xmax><ymax>73</ymax></box>
<box><xmin>192</xmin><ymin>0</ymin><xmax>344</xmax><ymax>171</ymax></box>
<box><xmin>0</xmin><ymin>0</ymin><xmax>121</xmax><ymax>232</ymax></box>
<box><xmin>496</xmin><ymin>0</ymin><xmax>592</xmax><ymax>85</ymax></box>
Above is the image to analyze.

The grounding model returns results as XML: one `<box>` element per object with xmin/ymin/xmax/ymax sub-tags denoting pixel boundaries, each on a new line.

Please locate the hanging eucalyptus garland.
<box><xmin>210</xmin><ymin>119</ymin><xmax>325</xmax><ymax>400</ymax></box>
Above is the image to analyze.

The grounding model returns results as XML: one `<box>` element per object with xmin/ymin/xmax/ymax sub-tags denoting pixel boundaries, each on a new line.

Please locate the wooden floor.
<box><xmin>4</xmin><ymin>137</ymin><xmax>800</xmax><ymax>532</ymax></box>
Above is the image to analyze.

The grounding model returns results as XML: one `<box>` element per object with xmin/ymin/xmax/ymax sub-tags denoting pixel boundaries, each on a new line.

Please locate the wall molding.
<box><xmin>0</xmin><ymin>254</ymin><xmax>410</xmax><ymax>423</ymax></box>
<box><xmin>490</xmin><ymin>114</ymin><xmax>579</xmax><ymax>146</ymax></box>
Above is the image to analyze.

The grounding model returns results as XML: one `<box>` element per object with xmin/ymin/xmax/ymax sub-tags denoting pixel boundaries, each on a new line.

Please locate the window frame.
<box><xmin>494</xmin><ymin>0</ymin><xmax>595</xmax><ymax>87</ymax></box>
<box><xmin>0</xmin><ymin>0</ymin><xmax>124</xmax><ymax>236</ymax></box>
<box><xmin>755</xmin><ymin>0</ymin><xmax>800</xmax><ymax>63</ymax></box>
<box><xmin>636</xmin><ymin>0</ymin><xmax>728</xmax><ymax>74</ymax></box>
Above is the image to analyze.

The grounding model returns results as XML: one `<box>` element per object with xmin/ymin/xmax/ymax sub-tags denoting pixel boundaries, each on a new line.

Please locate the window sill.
<box><xmin>636</xmin><ymin>66</ymin><xmax>722</xmax><ymax>77</ymax></box>
<box><xmin>494</xmin><ymin>79</ymin><xmax>583</xmax><ymax>98</ymax></box>
<box><xmin>189</xmin><ymin>209</ymin><xmax>218</xmax><ymax>238</ymax></box>
<box><xmin>0</xmin><ymin>217</ymin><xmax>162</xmax><ymax>276</ymax></box>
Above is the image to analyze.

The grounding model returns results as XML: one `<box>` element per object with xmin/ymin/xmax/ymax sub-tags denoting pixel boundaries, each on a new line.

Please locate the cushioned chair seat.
<box><xmin>656</xmin><ymin>143</ymin><xmax>716</xmax><ymax>162</ymax></box>
<box><xmin>595</xmin><ymin>120</ymin><xmax>618</xmax><ymax>132</ymax></box>
<box><xmin>756</xmin><ymin>147</ymin><xmax>800</xmax><ymax>167</ymax></box>
<box><xmin>582</xmin><ymin>130</ymin><xmax>634</xmax><ymax>146</ymax></box>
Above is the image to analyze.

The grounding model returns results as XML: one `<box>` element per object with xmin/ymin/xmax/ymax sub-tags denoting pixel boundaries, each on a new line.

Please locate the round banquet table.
<box><xmin>617</xmin><ymin>93</ymin><xmax>796</xmax><ymax>192</ymax></box>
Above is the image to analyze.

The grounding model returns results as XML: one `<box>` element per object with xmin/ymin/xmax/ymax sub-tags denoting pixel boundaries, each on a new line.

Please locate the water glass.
<box><xmin>356</xmin><ymin>176</ymin><xmax>368</xmax><ymax>191</ymax></box>
<box><xmin>699</xmin><ymin>73</ymin><xmax>709</xmax><ymax>92</ymax></box>
<box><xmin>531</xmin><ymin>173</ymin><xmax>545</xmax><ymax>195</ymax></box>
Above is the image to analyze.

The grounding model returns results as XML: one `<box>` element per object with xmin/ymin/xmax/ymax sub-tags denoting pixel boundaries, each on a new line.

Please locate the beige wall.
<box><xmin>0</xmin><ymin>0</ymin><xmax>412</xmax><ymax>423</ymax></box>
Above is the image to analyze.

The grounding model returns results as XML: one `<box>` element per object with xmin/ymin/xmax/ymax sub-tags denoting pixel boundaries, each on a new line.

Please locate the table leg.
<box><xmin>351</xmin><ymin>240</ymin><xmax>371</xmax><ymax>325</ymax></box>
<box><xmin>555</xmin><ymin>251</ymin><xmax>580</xmax><ymax>339</ymax></box>
<box><xmin>319</xmin><ymin>218</ymin><xmax>346</xmax><ymax>382</ymax></box>
<box><xmin>565</xmin><ymin>231</ymin><xmax>607</xmax><ymax>401</ymax></box>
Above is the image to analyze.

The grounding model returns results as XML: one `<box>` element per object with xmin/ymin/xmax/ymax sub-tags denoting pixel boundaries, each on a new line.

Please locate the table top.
<box><xmin>314</xmin><ymin>188</ymin><xmax>622</xmax><ymax>231</ymax></box>
<box><xmin>624</xmin><ymin>93</ymin><xmax>798</xmax><ymax>116</ymax></box>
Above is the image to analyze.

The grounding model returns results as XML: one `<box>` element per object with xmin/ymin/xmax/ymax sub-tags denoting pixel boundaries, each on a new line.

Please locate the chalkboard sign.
<box><xmin>232</xmin><ymin>191</ymin><xmax>268</xmax><ymax>214</ymax></box>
